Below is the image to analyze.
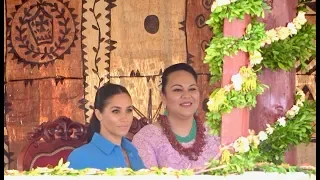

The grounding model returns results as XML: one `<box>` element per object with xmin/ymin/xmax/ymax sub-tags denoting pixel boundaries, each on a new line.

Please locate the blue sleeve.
<box><xmin>67</xmin><ymin>149</ymin><xmax>86</xmax><ymax>170</ymax></box>
<box><xmin>130</xmin><ymin>146</ymin><xmax>146</xmax><ymax>170</ymax></box>
<box><xmin>136</xmin><ymin>154</ymin><xmax>146</xmax><ymax>170</ymax></box>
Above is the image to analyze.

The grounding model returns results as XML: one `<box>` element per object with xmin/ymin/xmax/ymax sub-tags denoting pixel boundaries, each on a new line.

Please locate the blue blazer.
<box><xmin>67</xmin><ymin>133</ymin><xmax>145</xmax><ymax>170</ymax></box>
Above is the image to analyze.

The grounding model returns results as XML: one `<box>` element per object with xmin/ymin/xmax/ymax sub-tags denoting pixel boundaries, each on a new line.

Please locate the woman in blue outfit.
<box><xmin>67</xmin><ymin>83</ymin><xmax>145</xmax><ymax>170</ymax></box>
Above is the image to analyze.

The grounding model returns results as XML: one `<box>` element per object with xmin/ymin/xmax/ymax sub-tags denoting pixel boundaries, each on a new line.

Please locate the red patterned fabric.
<box><xmin>31</xmin><ymin>148</ymin><xmax>74</xmax><ymax>169</ymax></box>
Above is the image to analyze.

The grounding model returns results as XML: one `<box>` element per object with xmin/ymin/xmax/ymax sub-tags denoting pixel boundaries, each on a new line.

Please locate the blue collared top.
<box><xmin>67</xmin><ymin>133</ymin><xmax>145</xmax><ymax>170</ymax></box>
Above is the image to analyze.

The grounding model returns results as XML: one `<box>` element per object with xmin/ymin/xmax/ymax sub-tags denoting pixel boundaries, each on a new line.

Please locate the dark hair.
<box><xmin>88</xmin><ymin>83</ymin><xmax>130</xmax><ymax>142</ymax></box>
<box><xmin>161</xmin><ymin>63</ymin><xmax>197</xmax><ymax>94</ymax></box>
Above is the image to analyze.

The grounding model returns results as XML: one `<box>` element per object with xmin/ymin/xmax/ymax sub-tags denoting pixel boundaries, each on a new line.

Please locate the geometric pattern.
<box><xmin>108</xmin><ymin>0</ymin><xmax>187</xmax><ymax>119</ymax></box>
<box><xmin>295</xmin><ymin>8</ymin><xmax>316</xmax><ymax>101</ymax></box>
<box><xmin>109</xmin><ymin>0</ymin><xmax>187</xmax><ymax>77</ymax></box>
<box><xmin>295</xmin><ymin>7</ymin><xmax>316</xmax><ymax>142</ymax></box>
<box><xmin>295</xmin><ymin>57</ymin><xmax>316</xmax><ymax>100</ymax></box>
<box><xmin>5</xmin><ymin>0</ymin><xmax>83</xmax><ymax>169</ymax></box>
<box><xmin>80</xmin><ymin>0</ymin><xmax>115</xmax><ymax>121</ymax></box>
<box><xmin>80</xmin><ymin>0</ymin><xmax>194</xmax><ymax>121</ymax></box>
<box><xmin>6</xmin><ymin>0</ymin><xmax>80</xmax><ymax>70</ymax></box>
<box><xmin>3</xmin><ymin>0</ymin><xmax>217</xmax><ymax>168</ymax></box>
<box><xmin>4</xmin><ymin>131</ymin><xmax>13</xmax><ymax>170</ymax></box>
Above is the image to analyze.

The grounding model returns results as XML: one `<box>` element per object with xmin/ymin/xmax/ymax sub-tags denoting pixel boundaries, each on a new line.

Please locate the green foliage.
<box><xmin>204</xmin><ymin>37</ymin><xmax>236</xmax><ymax>84</ymax></box>
<box><xmin>297</xmin><ymin>0</ymin><xmax>313</xmax><ymax>12</ymax></box>
<box><xmin>206</xmin><ymin>82</ymin><xmax>267</xmax><ymax>136</ymax></box>
<box><xmin>203</xmin><ymin>148</ymin><xmax>315</xmax><ymax>176</ymax></box>
<box><xmin>221</xmin><ymin>148</ymin><xmax>260</xmax><ymax>175</ymax></box>
<box><xmin>257</xmin><ymin>23</ymin><xmax>316</xmax><ymax>71</ymax></box>
<box><xmin>5</xmin><ymin>160</ymin><xmax>194</xmax><ymax>176</ymax></box>
<box><xmin>5</xmin><ymin>158</ymin><xmax>316</xmax><ymax>177</ymax></box>
<box><xmin>259</xmin><ymin>100</ymin><xmax>316</xmax><ymax>164</ymax></box>
<box><xmin>204</xmin><ymin>21</ymin><xmax>266</xmax><ymax>84</ymax></box>
<box><xmin>206</xmin><ymin>0</ymin><xmax>270</xmax><ymax>37</ymax></box>
<box><xmin>256</xmin><ymin>163</ymin><xmax>316</xmax><ymax>175</ymax></box>
<box><xmin>202</xmin><ymin>0</ymin><xmax>317</xmax><ymax>176</ymax></box>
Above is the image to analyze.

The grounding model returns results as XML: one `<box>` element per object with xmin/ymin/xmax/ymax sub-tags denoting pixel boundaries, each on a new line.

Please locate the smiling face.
<box><xmin>161</xmin><ymin>70</ymin><xmax>200</xmax><ymax>118</ymax></box>
<box><xmin>95</xmin><ymin>93</ymin><xmax>134</xmax><ymax>139</ymax></box>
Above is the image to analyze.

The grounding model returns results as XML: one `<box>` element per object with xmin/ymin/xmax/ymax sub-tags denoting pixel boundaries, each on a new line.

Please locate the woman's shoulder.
<box><xmin>132</xmin><ymin>122</ymin><xmax>163</xmax><ymax>143</ymax></box>
<box><xmin>68</xmin><ymin>143</ymin><xmax>95</xmax><ymax>160</ymax></box>
<box><xmin>136</xmin><ymin>123</ymin><xmax>162</xmax><ymax>136</ymax></box>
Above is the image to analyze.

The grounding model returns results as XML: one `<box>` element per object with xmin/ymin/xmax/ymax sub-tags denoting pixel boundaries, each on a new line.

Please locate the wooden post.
<box><xmin>220</xmin><ymin>15</ymin><xmax>251</xmax><ymax>145</ymax></box>
<box><xmin>249</xmin><ymin>0</ymin><xmax>298</xmax><ymax>165</ymax></box>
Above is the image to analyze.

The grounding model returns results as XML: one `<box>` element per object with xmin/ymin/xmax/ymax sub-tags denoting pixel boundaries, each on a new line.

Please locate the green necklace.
<box><xmin>174</xmin><ymin>119</ymin><xmax>197</xmax><ymax>143</ymax></box>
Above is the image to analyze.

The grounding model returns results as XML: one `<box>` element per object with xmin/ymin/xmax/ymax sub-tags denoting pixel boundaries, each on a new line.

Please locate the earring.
<box><xmin>163</xmin><ymin>106</ymin><xmax>168</xmax><ymax>116</ymax></box>
<box><xmin>164</xmin><ymin>110</ymin><xmax>168</xmax><ymax>116</ymax></box>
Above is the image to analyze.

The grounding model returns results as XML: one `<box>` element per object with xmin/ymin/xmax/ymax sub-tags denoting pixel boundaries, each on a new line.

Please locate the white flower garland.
<box><xmin>213</xmin><ymin>11</ymin><xmax>307</xmax><ymax>67</ymax></box>
<box><xmin>226</xmin><ymin>89</ymin><xmax>306</xmax><ymax>153</ymax></box>
<box><xmin>206</xmin><ymin>67</ymin><xmax>259</xmax><ymax>112</ymax></box>
<box><xmin>209</xmin><ymin>1</ymin><xmax>308</xmax><ymax>88</ymax></box>
<box><xmin>208</xmin><ymin>11</ymin><xmax>308</xmax><ymax>79</ymax></box>
<box><xmin>250</xmin><ymin>11</ymin><xmax>307</xmax><ymax>67</ymax></box>
<box><xmin>260</xmin><ymin>11</ymin><xmax>307</xmax><ymax>47</ymax></box>
<box><xmin>207</xmin><ymin>11</ymin><xmax>308</xmax><ymax>109</ymax></box>
<box><xmin>211</xmin><ymin>0</ymin><xmax>238</xmax><ymax>12</ymax></box>
<box><xmin>206</xmin><ymin>0</ymin><xmax>311</xmax><ymax>146</ymax></box>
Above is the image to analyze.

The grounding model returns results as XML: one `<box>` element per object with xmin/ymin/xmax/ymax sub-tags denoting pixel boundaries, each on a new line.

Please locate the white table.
<box><xmin>4</xmin><ymin>172</ymin><xmax>316</xmax><ymax>180</ymax></box>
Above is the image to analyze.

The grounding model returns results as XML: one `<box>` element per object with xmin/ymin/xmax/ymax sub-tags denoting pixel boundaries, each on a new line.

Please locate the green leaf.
<box><xmin>277</xmin><ymin>62</ymin><xmax>286</xmax><ymax>70</ymax></box>
<box><xmin>246</xmin><ymin>24</ymin><xmax>252</xmax><ymax>34</ymax></box>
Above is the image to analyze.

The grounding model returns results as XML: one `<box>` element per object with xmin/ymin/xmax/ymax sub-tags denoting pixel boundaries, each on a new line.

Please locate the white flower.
<box><xmin>258</xmin><ymin>131</ymin><xmax>268</xmax><ymax>141</ymax></box>
<box><xmin>266</xmin><ymin>29</ymin><xmax>279</xmax><ymax>42</ymax></box>
<box><xmin>293</xmin><ymin>21</ymin><xmax>302</xmax><ymax>30</ymax></box>
<box><xmin>291</xmin><ymin>105</ymin><xmax>300</xmax><ymax>114</ymax></box>
<box><xmin>207</xmin><ymin>98</ymin><xmax>215</xmax><ymax>112</ymax></box>
<box><xmin>296</xmin><ymin>11</ymin><xmax>307</xmax><ymax>25</ymax></box>
<box><xmin>264</xmin><ymin>38</ymin><xmax>272</xmax><ymax>45</ymax></box>
<box><xmin>287</xmin><ymin>22</ymin><xmax>297</xmax><ymax>35</ymax></box>
<box><xmin>276</xmin><ymin>27</ymin><xmax>290</xmax><ymax>40</ymax></box>
<box><xmin>230</xmin><ymin>0</ymin><xmax>237</xmax><ymax>2</ymax></box>
<box><xmin>260</xmin><ymin>41</ymin><xmax>266</xmax><ymax>47</ymax></box>
<box><xmin>296</xmin><ymin>100</ymin><xmax>304</xmax><ymax>107</ymax></box>
<box><xmin>296</xmin><ymin>89</ymin><xmax>306</xmax><ymax>103</ymax></box>
<box><xmin>266</xmin><ymin>124</ymin><xmax>274</xmax><ymax>135</ymax></box>
<box><xmin>223</xmin><ymin>84</ymin><xmax>233</xmax><ymax>92</ymax></box>
<box><xmin>277</xmin><ymin>117</ymin><xmax>286</xmax><ymax>127</ymax></box>
<box><xmin>297</xmin><ymin>11</ymin><xmax>306</xmax><ymax>20</ymax></box>
<box><xmin>247</xmin><ymin>130</ymin><xmax>260</xmax><ymax>147</ymax></box>
<box><xmin>216</xmin><ymin>0</ymin><xmax>231</xmax><ymax>6</ymax></box>
<box><xmin>231</xmin><ymin>73</ymin><xmax>243</xmax><ymax>91</ymax></box>
<box><xmin>84</xmin><ymin>168</ymin><xmax>101</xmax><ymax>175</ymax></box>
<box><xmin>286</xmin><ymin>109</ymin><xmax>296</xmax><ymax>119</ymax></box>
<box><xmin>249</xmin><ymin>50</ymin><xmax>263</xmax><ymax>65</ymax></box>
<box><xmin>247</xmin><ymin>63</ymin><xmax>254</xmax><ymax>69</ymax></box>
<box><xmin>293</xmin><ymin>12</ymin><xmax>307</xmax><ymax>29</ymax></box>
<box><xmin>211</xmin><ymin>1</ymin><xmax>217</xmax><ymax>12</ymax></box>
<box><xmin>233</xmin><ymin>137</ymin><xmax>250</xmax><ymax>153</ymax></box>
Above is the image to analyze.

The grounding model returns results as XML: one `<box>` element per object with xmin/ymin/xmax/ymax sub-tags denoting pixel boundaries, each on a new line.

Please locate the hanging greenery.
<box><xmin>202</xmin><ymin>0</ymin><xmax>317</xmax><ymax>175</ymax></box>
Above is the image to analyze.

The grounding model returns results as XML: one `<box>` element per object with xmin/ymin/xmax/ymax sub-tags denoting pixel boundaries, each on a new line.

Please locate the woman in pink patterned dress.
<box><xmin>132</xmin><ymin>63</ymin><xmax>220</xmax><ymax>170</ymax></box>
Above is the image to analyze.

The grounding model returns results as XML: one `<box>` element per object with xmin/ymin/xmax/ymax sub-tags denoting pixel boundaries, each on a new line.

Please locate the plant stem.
<box><xmin>194</xmin><ymin>165</ymin><xmax>227</xmax><ymax>175</ymax></box>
